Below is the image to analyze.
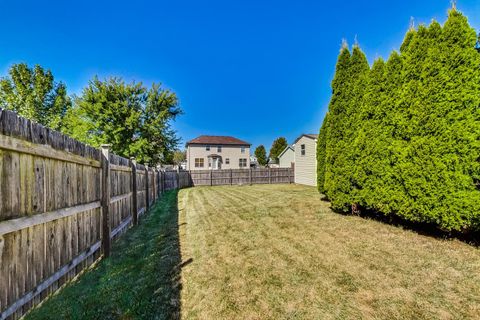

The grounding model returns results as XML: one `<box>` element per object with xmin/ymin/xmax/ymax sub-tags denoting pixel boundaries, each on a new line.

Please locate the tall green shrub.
<box><xmin>318</xmin><ymin>7</ymin><xmax>480</xmax><ymax>231</ymax></box>
<box><xmin>325</xmin><ymin>45</ymin><xmax>369</xmax><ymax>212</ymax></box>
<box><xmin>346</xmin><ymin>46</ymin><xmax>370</xmax><ymax>208</ymax></box>
<box><xmin>352</xmin><ymin>58</ymin><xmax>387</xmax><ymax>208</ymax></box>
<box><xmin>395</xmin><ymin>11</ymin><xmax>480</xmax><ymax>230</ymax></box>
<box><xmin>316</xmin><ymin>113</ymin><xmax>329</xmax><ymax>193</ymax></box>
<box><xmin>324</xmin><ymin>45</ymin><xmax>351</xmax><ymax>205</ymax></box>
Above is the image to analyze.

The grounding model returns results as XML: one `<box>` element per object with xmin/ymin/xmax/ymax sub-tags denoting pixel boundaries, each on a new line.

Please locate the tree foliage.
<box><xmin>316</xmin><ymin>113</ymin><xmax>329</xmax><ymax>193</ymax></box>
<box><xmin>255</xmin><ymin>145</ymin><xmax>267</xmax><ymax>166</ymax></box>
<box><xmin>323</xmin><ymin>44</ymin><xmax>370</xmax><ymax>211</ymax></box>
<box><xmin>268</xmin><ymin>137</ymin><xmax>288</xmax><ymax>163</ymax></box>
<box><xmin>63</xmin><ymin>77</ymin><xmax>181</xmax><ymax>165</ymax></box>
<box><xmin>318</xmin><ymin>8</ymin><xmax>480</xmax><ymax>231</ymax></box>
<box><xmin>0</xmin><ymin>63</ymin><xmax>71</xmax><ymax>130</ymax></box>
<box><xmin>172</xmin><ymin>150</ymin><xmax>186</xmax><ymax>165</ymax></box>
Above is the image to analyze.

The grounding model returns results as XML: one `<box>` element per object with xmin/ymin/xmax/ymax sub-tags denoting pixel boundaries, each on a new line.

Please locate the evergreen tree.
<box><xmin>352</xmin><ymin>58</ymin><xmax>387</xmax><ymax>208</ymax></box>
<box><xmin>325</xmin><ymin>44</ymin><xmax>369</xmax><ymax>212</ymax></box>
<box><xmin>346</xmin><ymin>45</ymin><xmax>370</xmax><ymax>210</ymax></box>
<box><xmin>324</xmin><ymin>44</ymin><xmax>351</xmax><ymax>203</ymax></box>
<box><xmin>254</xmin><ymin>145</ymin><xmax>267</xmax><ymax>166</ymax></box>
<box><xmin>396</xmin><ymin>10</ymin><xmax>480</xmax><ymax>230</ymax></box>
<box><xmin>316</xmin><ymin>113</ymin><xmax>329</xmax><ymax>193</ymax></box>
<box><xmin>368</xmin><ymin>51</ymin><xmax>405</xmax><ymax>214</ymax></box>
<box><xmin>268</xmin><ymin>137</ymin><xmax>288</xmax><ymax>163</ymax></box>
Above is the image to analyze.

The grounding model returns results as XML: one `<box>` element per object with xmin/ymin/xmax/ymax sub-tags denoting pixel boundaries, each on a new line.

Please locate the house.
<box><xmin>278</xmin><ymin>145</ymin><xmax>294</xmax><ymax>168</ymax></box>
<box><xmin>186</xmin><ymin>135</ymin><xmax>251</xmax><ymax>170</ymax></box>
<box><xmin>267</xmin><ymin>158</ymin><xmax>280</xmax><ymax>168</ymax></box>
<box><xmin>249</xmin><ymin>155</ymin><xmax>258</xmax><ymax>168</ymax></box>
<box><xmin>293</xmin><ymin>134</ymin><xmax>318</xmax><ymax>186</ymax></box>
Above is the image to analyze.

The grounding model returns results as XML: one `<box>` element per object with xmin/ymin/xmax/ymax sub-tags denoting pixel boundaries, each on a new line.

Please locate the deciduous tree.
<box><xmin>0</xmin><ymin>63</ymin><xmax>71</xmax><ymax>130</ymax></box>
<box><xmin>63</xmin><ymin>77</ymin><xmax>181</xmax><ymax>165</ymax></box>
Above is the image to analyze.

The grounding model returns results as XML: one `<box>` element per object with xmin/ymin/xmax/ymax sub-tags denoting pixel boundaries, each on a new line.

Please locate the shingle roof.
<box><xmin>187</xmin><ymin>135</ymin><xmax>251</xmax><ymax>146</ymax></box>
<box><xmin>294</xmin><ymin>134</ymin><xmax>318</xmax><ymax>144</ymax></box>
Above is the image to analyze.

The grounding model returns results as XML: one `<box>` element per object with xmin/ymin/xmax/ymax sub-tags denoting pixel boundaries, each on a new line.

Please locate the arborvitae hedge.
<box><xmin>324</xmin><ymin>45</ymin><xmax>369</xmax><ymax>211</ymax></box>
<box><xmin>318</xmin><ymin>8</ymin><xmax>480</xmax><ymax>231</ymax></box>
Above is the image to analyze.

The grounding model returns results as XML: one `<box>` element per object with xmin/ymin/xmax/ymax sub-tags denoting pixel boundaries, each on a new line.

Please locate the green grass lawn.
<box><xmin>26</xmin><ymin>185</ymin><xmax>480</xmax><ymax>319</ymax></box>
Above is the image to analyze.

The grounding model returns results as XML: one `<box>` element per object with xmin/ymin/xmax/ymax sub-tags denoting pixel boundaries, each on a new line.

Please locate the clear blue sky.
<box><xmin>1</xmin><ymin>1</ymin><xmax>479</xmax><ymax>152</ymax></box>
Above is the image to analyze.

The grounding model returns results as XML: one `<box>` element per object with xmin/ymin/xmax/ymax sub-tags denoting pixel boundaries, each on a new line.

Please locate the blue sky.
<box><xmin>1</xmin><ymin>1</ymin><xmax>479</xmax><ymax>152</ymax></box>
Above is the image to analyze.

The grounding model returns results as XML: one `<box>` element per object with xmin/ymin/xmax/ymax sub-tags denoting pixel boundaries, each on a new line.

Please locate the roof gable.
<box><xmin>294</xmin><ymin>134</ymin><xmax>318</xmax><ymax>144</ymax></box>
<box><xmin>278</xmin><ymin>145</ymin><xmax>294</xmax><ymax>158</ymax></box>
<box><xmin>187</xmin><ymin>135</ymin><xmax>251</xmax><ymax>146</ymax></box>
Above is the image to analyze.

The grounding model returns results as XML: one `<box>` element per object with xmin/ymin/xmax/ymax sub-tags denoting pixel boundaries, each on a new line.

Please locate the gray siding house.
<box><xmin>278</xmin><ymin>145</ymin><xmax>294</xmax><ymax>168</ymax></box>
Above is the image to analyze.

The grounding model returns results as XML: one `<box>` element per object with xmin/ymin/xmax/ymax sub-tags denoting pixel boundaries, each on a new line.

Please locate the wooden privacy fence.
<box><xmin>187</xmin><ymin>167</ymin><xmax>294</xmax><ymax>186</ymax></box>
<box><xmin>0</xmin><ymin>109</ymin><xmax>167</xmax><ymax>320</ymax></box>
<box><xmin>0</xmin><ymin>109</ymin><xmax>295</xmax><ymax>319</ymax></box>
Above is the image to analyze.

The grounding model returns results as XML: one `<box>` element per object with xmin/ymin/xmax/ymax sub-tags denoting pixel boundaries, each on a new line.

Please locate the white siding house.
<box><xmin>278</xmin><ymin>145</ymin><xmax>294</xmax><ymax>168</ymax></box>
<box><xmin>293</xmin><ymin>134</ymin><xmax>317</xmax><ymax>186</ymax></box>
<box><xmin>186</xmin><ymin>136</ymin><xmax>251</xmax><ymax>171</ymax></box>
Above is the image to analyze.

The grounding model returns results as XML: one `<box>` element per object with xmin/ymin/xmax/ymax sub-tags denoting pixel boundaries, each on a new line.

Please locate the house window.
<box><xmin>206</xmin><ymin>145</ymin><xmax>210</xmax><ymax>151</ymax></box>
<box><xmin>241</xmin><ymin>146</ymin><xmax>245</xmax><ymax>153</ymax></box>
<box><xmin>217</xmin><ymin>145</ymin><xmax>222</xmax><ymax>152</ymax></box>
<box><xmin>239</xmin><ymin>158</ymin><xmax>247</xmax><ymax>168</ymax></box>
<box><xmin>226</xmin><ymin>158</ymin><xmax>230</xmax><ymax>165</ymax></box>
<box><xmin>195</xmin><ymin>158</ymin><xmax>204</xmax><ymax>168</ymax></box>
<box><xmin>301</xmin><ymin>144</ymin><xmax>306</xmax><ymax>156</ymax></box>
<box><xmin>208</xmin><ymin>159</ymin><xmax>212</xmax><ymax>168</ymax></box>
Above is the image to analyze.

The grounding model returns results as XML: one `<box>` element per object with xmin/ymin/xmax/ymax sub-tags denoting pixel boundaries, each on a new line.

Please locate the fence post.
<box><xmin>249</xmin><ymin>168</ymin><xmax>252</xmax><ymax>185</ymax></box>
<box><xmin>230</xmin><ymin>169</ymin><xmax>233</xmax><ymax>185</ymax></box>
<box><xmin>130</xmin><ymin>158</ymin><xmax>139</xmax><ymax>225</ymax></box>
<box><xmin>289</xmin><ymin>167</ymin><xmax>293</xmax><ymax>184</ymax></box>
<box><xmin>177</xmin><ymin>167</ymin><xmax>180</xmax><ymax>189</ymax></box>
<box><xmin>161</xmin><ymin>169</ymin><xmax>164</xmax><ymax>193</ymax></box>
<box><xmin>210</xmin><ymin>170</ymin><xmax>213</xmax><ymax>186</ymax></box>
<box><xmin>157</xmin><ymin>166</ymin><xmax>162</xmax><ymax>198</ymax></box>
<box><xmin>152</xmin><ymin>168</ymin><xmax>157</xmax><ymax>201</ymax></box>
<box><xmin>101</xmin><ymin>144</ymin><xmax>111</xmax><ymax>257</ymax></box>
<box><xmin>268</xmin><ymin>168</ymin><xmax>271</xmax><ymax>184</ymax></box>
<box><xmin>145</xmin><ymin>165</ymin><xmax>150</xmax><ymax>209</ymax></box>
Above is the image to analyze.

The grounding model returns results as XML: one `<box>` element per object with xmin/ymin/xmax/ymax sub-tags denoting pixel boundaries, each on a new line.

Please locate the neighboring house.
<box><xmin>293</xmin><ymin>134</ymin><xmax>318</xmax><ymax>186</ymax></box>
<box><xmin>186</xmin><ymin>135</ymin><xmax>251</xmax><ymax>170</ymax></box>
<box><xmin>250</xmin><ymin>155</ymin><xmax>258</xmax><ymax>168</ymax></box>
<box><xmin>278</xmin><ymin>145</ymin><xmax>294</xmax><ymax>168</ymax></box>
<box><xmin>267</xmin><ymin>158</ymin><xmax>280</xmax><ymax>168</ymax></box>
<box><xmin>180</xmin><ymin>161</ymin><xmax>187</xmax><ymax>170</ymax></box>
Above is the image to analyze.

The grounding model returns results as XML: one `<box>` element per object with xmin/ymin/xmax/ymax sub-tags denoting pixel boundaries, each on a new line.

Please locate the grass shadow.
<box><xmin>25</xmin><ymin>190</ymin><xmax>187</xmax><ymax>320</ymax></box>
<box><xmin>331</xmin><ymin>204</ymin><xmax>479</xmax><ymax>247</ymax></box>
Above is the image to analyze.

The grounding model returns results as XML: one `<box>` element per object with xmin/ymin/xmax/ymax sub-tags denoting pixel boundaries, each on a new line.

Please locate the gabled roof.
<box><xmin>187</xmin><ymin>135</ymin><xmax>251</xmax><ymax>146</ymax></box>
<box><xmin>278</xmin><ymin>145</ymin><xmax>294</xmax><ymax>158</ymax></box>
<box><xmin>294</xmin><ymin>134</ymin><xmax>318</xmax><ymax>144</ymax></box>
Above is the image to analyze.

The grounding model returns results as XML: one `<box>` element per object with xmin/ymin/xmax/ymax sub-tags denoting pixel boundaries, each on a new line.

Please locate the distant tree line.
<box><xmin>0</xmin><ymin>65</ymin><xmax>181</xmax><ymax>165</ymax></box>
<box><xmin>317</xmin><ymin>8</ymin><xmax>480</xmax><ymax>232</ymax></box>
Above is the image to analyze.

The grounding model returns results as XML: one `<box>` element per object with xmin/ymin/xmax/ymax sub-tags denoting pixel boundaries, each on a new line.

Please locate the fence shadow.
<box><xmin>24</xmin><ymin>190</ymin><xmax>188</xmax><ymax>319</ymax></box>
